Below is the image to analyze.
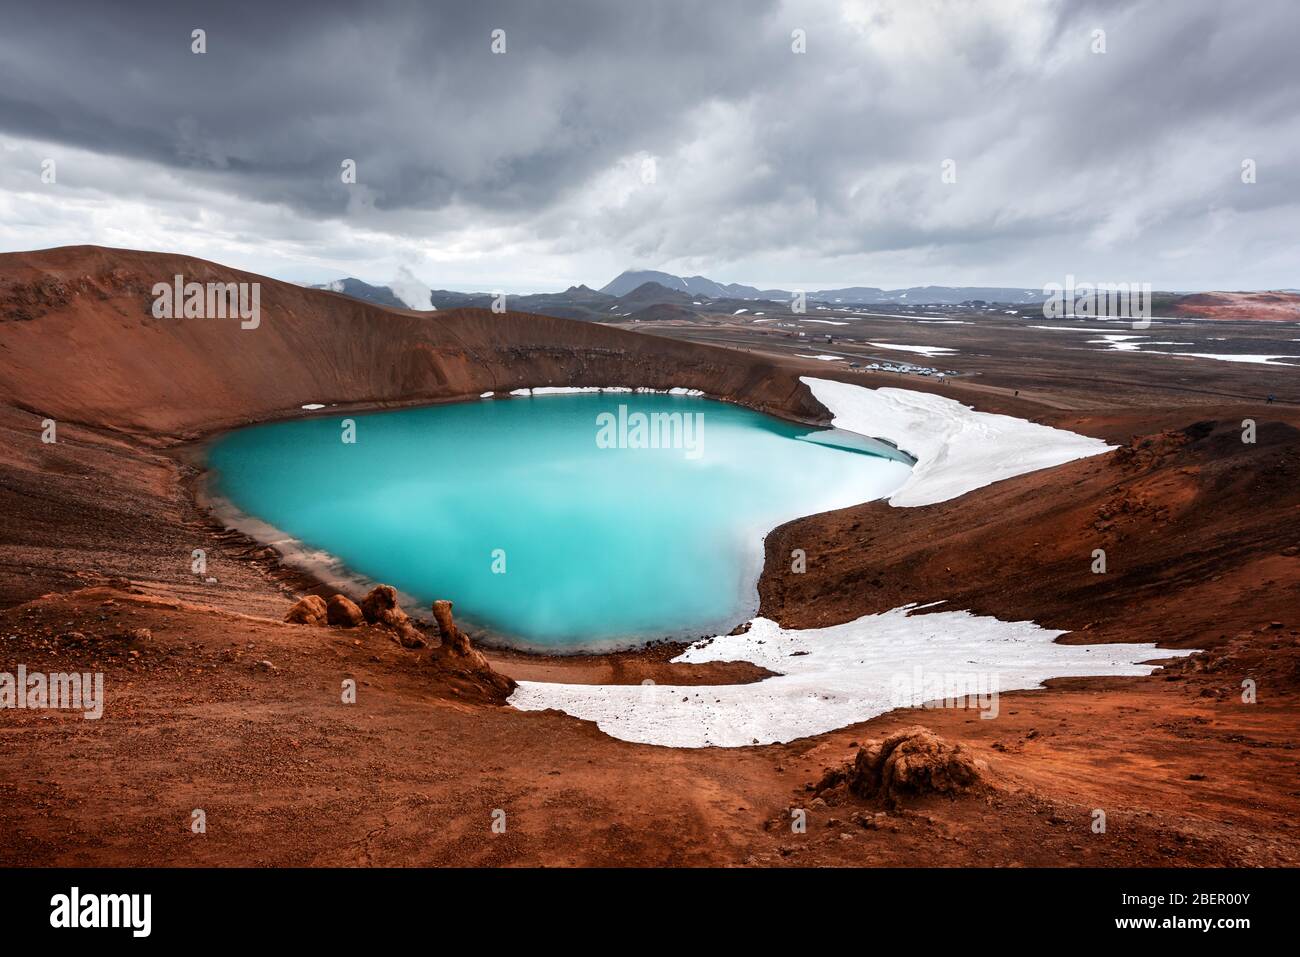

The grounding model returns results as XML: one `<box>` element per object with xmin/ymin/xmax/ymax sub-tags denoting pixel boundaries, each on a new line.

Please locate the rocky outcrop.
<box><xmin>292</xmin><ymin>591</ymin><xmax>512</xmax><ymax>698</ymax></box>
<box><xmin>361</xmin><ymin>584</ymin><xmax>426</xmax><ymax>648</ymax></box>
<box><xmin>1110</xmin><ymin>427</ymin><xmax>1194</xmax><ymax>472</ymax></box>
<box><xmin>325</xmin><ymin>594</ymin><xmax>364</xmax><ymax>627</ymax></box>
<box><xmin>431</xmin><ymin>599</ymin><xmax>476</xmax><ymax>657</ymax></box>
<box><xmin>284</xmin><ymin>594</ymin><xmax>328</xmax><ymax>625</ymax></box>
<box><xmin>0</xmin><ymin>277</ymin><xmax>72</xmax><ymax>322</ymax></box>
<box><xmin>814</xmin><ymin>727</ymin><xmax>986</xmax><ymax>808</ymax></box>
<box><xmin>847</xmin><ymin>727</ymin><xmax>986</xmax><ymax>806</ymax></box>
<box><xmin>284</xmin><ymin>587</ymin><xmax>423</xmax><ymax>646</ymax></box>
<box><xmin>361</xmin><ymin>585</ymin><xmax>401</xmax><ymax>624</ymax></box>
<box><xmin>430</xmin><ymin>599</ymin><xmax>515</xmax><ymax>698</ymax></box>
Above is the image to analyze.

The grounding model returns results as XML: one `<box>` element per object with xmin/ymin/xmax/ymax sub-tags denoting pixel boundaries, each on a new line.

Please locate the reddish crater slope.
<box><xmin>0</xmin><ymin>245</ymin><xmax>822</xmax><ymax>437</ymax></box>
<box><xmin>1168</xmin><ymin>290</ymin><xmax>1300</xmax><ymax>321</ymax></box>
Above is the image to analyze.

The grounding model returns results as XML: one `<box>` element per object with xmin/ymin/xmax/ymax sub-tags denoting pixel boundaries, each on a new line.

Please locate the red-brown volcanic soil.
<box><xmin>1</xmin><ymin>246</ymin><xmax>1297</xmax><ymax>867</ymax></box>
<box><xmin>1170</xmin><ymin>291</ymin><xmax>1300</xmax><ymax>322</ymax></box>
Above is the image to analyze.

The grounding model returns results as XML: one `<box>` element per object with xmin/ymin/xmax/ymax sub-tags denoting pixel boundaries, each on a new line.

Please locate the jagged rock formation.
<box><xmin>816</xmin><ymin>727</ymin><xmax>986</xmax><ymax>808</ymax></box>
<box><xmin>361</xmin><ymin>584</ymin><xmax>401</xmax><ymax>623</ymax></box>
<box><xmin>431</xmin><ymin>599</ymin><xmax>476</xmax><ymax>657</ymax></box>
<box><xmin>283</xmin><ymin>590</ymin><xmax>511</xmax><ymax>698</ymax></box>
<box><xmin>430</xmin><ymin>599</ymin><xmax>515</xmax><ymax>697</ymax></box>
<box><xmin>285</xmin><ymin>587</ymin><xmax>423</xmax><ymax>647</ymax></box>
<box><xmin>851</xmin><ymin>728</ymin><xmax>986</xmax><ymax>805</ymax></box>
<box><xmin>360</xmin><ymin>584</ymin><xmax>425</xmax><ymax>648</ymax></box>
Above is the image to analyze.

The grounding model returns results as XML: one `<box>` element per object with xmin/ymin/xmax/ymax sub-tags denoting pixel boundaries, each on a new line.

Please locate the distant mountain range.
<box><xmin>312</xmin><ymin>270</ymin><xmax>1299</xmax><ymax>322</ymax></box>
<box><xmin>315</xmin><ymin>268</ymin><xmax>1052</xmax><ymax>314</ymax></box>
<box><xmin>599</xmin><ymin>270</ymin><xmax>1049</xmax><ymax>305</ymax></box>
<box><xmin>312</xmin><ymin>279</ymin><xmax>627</xmax><ymax>320</ymax></box>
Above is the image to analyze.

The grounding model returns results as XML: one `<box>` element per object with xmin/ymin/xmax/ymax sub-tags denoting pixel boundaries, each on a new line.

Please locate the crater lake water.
<box><xmin>207</xmin><ymin>394</ymin><xmax>913</xmax><ymax>651</ymax></box>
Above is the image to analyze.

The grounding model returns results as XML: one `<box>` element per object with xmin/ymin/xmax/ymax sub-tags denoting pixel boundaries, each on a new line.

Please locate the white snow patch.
<box><xmin>803</xmin><ymin>319</ymin><xmax>849</xmax><ymax>326</ymax></box>
<box><xmin>1088</xmin><ymin>334</ymin><xmax>1148</xmax><ymax>352</ymax></box>
<box><xmin>1169</xmin><ymin>352</ymin><xmax>1300</xmax><ymax>366</ymax></box>
<box><xmin>509</xmin><ymin>606</ymin><xmax>1195</xmax><ymax>747</ymax></box>
<box><xmin>479</xmin><ymin>391</ymin><xmax>494</xmax><ymax>399</ymax></box>
<box><xmin>795</xmin><ymin>354</ymin><xmax>845</xmax><ymax>361</ymax></box>
<box><xmin>530</xmin><ymin>386</ymin><xmax>607</xmax><ymax>395</ymax></box>
<box><xmin>802</xmin><ymin>376</ymin><xmax>1113</xmax><ymax>507</ymax></box>
<box><xmin>508</xmin><ymin>386</ymin><xmax>706</xmax><ymax>397</ymax></box>
<box><xmin>867</xmin><ymin>342</ymin><xmax>957</xmax><ymax>357</ymax></box>
<box><xmin>300</xmin><ymin>403</ymin><xmax>326</xmax><ymax>410</ymax></box>
<box><xmin>1028</xmin><ymin>325</ymin><xmax>1144</xmax><ymax>333</ymax></box>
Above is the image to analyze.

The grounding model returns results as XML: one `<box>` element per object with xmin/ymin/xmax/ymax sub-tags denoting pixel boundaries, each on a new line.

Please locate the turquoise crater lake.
<box><xmin>207</xmin><ymin>393</ymin><xmax>913</xmax><ymax>651</ymax></box>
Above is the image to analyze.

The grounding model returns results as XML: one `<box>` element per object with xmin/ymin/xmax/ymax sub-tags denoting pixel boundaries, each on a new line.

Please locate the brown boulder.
<box><xmin>284</xmin><ymin>594</ymin><xmax>328</xmax><ymax>626</ymax></box>
<box><xmin>361</xmin><ymin>584</ymin><xmax>403</xmax><ymax>625</ymax></box>
<box><xmin>325</xmin><ymin>594</ymin><xmax>364</xmax><ymax>627</ymax></box>
<box><xmin>845</xmin><ymin>727</ymin><xmax>985</xmax><ymax>806</ymax></box>
<box><xmin>360</xmin><ymin>585</ymin><xmax>426</xmax><ymax>648</ymax></box>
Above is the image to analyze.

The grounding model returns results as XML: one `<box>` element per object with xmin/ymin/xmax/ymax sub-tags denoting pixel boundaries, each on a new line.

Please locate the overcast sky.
<box><xmin>1</xmin><ymin>0</ymin><xmax>1296</xmax><ymax>294</ymax></box>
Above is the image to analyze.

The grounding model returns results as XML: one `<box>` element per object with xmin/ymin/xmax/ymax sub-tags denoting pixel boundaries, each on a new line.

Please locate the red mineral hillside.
<box><xmin>0</xmin><ymin>244</ymin><xmax>824</xmax><ymax>437</ymax></box>
<box><xmin>1167</xmin><ymin>290</ymin><xmax>1300</xmax><ymax>321</ymax></box>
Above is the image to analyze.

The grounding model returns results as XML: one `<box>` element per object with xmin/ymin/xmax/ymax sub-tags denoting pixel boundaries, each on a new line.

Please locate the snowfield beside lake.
<box><xmin>509</xmin><ymin>605</ymin><xmax>1195</xmax><ymax>748</ymax></box>
<box><xmin>802</xmin><ymin>377</ymin><xmax>1113</xmax><ymax>507</ymax></box>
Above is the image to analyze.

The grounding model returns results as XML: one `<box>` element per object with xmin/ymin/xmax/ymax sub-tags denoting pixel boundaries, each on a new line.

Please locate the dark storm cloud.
<box><xmin>0</xmin><ymin>0</ymin><xmax>1297</xmax><ymax>288</ymax></box>
<box><xmin>0</xmin><ymin>0</ymin><xmax>777</xmax><ymax>216</ymax></box>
